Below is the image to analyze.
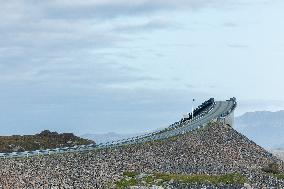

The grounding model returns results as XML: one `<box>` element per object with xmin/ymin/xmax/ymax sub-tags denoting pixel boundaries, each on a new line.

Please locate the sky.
<box><xmin>0</xmin><ymin>0</ymin><xmax>284</xmax><ymax>135</ymax></box>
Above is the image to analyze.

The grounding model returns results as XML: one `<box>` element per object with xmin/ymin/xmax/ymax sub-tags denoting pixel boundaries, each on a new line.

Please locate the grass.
<box><xmin>114</xmin><ymin>171</ymin><xmax>248</xmax><ymax>188</ymax></box>
<box><xmin>123</xmin><ymin>171</ymin><xmax>138</xmax><ymax>178</ymax></box>
<box><xmin>152</xmin><ymin>172</ymin><xmax>247</xmax><ymax>184</ymax></box>
<box><xmin>266</xmin><ymin>173</ymin><xmax>284</xmax><ymax>180</ymax></box>
<box><xmin>276</xmin><ymin>173</ymin><xmax>284</xmax><ymax>180</ymax></box>
<box><xmin>115</xmin><ymin>178</ymin><xmax>138</xmax><ymax>189</ymax></box>
<box><xmin>274</xmin><ymin>174</ymin><xmax>284</xmax><ymax>180</ymax></box>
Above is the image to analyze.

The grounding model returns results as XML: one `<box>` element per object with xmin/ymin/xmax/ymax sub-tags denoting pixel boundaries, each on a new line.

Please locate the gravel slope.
<box><xmin>0</xmin><ymin>122</ymin><xmax>283</xmax><ymax>188</ymax></box>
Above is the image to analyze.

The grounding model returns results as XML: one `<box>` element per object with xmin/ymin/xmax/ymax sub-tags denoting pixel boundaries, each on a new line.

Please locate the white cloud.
<box><xmin>0</xmin><ymin>0</ymin><xmax>278</xmax><ymax>134</ymax></box>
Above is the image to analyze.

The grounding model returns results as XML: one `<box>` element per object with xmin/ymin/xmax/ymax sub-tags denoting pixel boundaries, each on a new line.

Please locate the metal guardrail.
<box><xmin>0</xmin><ymin>98</ymin><xmax>237</xmax><ymax>159</ymax></box>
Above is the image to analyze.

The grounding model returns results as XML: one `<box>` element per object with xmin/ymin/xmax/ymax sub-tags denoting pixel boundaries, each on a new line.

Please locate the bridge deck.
<box><xmin>0</xmin><ymin>98</ymin><xmax>237</xmax><ymax>158</ymax></box>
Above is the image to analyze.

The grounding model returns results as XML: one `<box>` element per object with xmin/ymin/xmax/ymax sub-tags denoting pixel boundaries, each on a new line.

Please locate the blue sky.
<box><xmin>0</xmin><ymin>0</ymin><xmax>284</xmax><ymax>135</ymax></box>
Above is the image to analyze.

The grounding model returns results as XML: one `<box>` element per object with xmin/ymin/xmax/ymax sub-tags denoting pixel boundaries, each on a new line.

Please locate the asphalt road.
<box><xmin>124</xmin><ymin>100</ymin><xmax>236</xmax><ymax>144</ymax></box>
<box><xmin>0</xmin><ymin>99</ymin><xmax>236</xmax><ymax>158</ymax></box>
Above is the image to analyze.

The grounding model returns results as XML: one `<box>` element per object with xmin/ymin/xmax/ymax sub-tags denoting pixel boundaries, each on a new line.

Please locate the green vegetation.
<box><xmin>152</xmin><ymin>172</ymin><xmax>247</xmax><ymax>184</ymax></box>
<box><xmin>274</xmin><ymin>173</ymin><xmax>284</xmax><ymax>180</ymax></box>
<box><xmin>114</xmin><ymin>171</ymin><xmax>248</xmax><ymax>189</ymax></box>
<box><xmin>123</xmin><ymin>171</ymin><xmax>138</xmax><ymax>178</ymax></box>
<box><xmin>265</xmin><ymin>172</ymin><xmax>284</xmax><ymax>180</ymax></box>
<box><xmin>263</xmin><ymin>172</ymin><xmax>284</xmax><ymax>181</ymax></box>
<box><xmin>116</xmin><ymin>178</ymin><xmax>138</xmax><ymax>188</ymax></box>
<box><xmin>0</xmin><ymin>130</ymin><xmax>94</xmax><ymax>153</ymax></box>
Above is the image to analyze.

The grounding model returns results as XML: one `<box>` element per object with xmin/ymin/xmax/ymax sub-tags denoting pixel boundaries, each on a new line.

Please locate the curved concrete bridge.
<box><xmin>0</xmin><ymin>98</ymin><xmax>237</xmax><ymax>158</ymax></box>
<box><xmin>107</xmin><ymin>98</ymin><xmax>237</xmax><ymax>146</ymax></box>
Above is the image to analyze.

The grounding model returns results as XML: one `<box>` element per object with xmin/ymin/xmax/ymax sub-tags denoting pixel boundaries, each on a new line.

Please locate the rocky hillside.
<box><xmin>0</xmin><ymin>130</ymin><xmax>95</xmax><ymax>153</ymax></box>
<box><xmin>0</xmin><ymin>122</ymin><xmax>283</xmax><ymax>188</ymax></box>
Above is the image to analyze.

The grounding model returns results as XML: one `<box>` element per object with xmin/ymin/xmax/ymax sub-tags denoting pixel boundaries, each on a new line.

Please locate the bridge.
<box><xmin>0</xmin><ymin>97</ymin><xmax>237</xmax><ymax>158</ymax></box>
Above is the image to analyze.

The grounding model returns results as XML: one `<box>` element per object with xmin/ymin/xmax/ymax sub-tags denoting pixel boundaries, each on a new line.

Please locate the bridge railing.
<box><xmin>0</xmin><ymin>98</ymin><xmax>237</xmax><ymax>159</ymax></box>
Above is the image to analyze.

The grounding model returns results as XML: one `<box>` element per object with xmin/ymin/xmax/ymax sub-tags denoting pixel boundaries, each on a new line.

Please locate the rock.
<box><xmin>243</xmin><ymin>183</ymin><xmax>252</xmax><ymax>189</ymax></box>
<box><xmin>150</xmin><ymin>186</ymin><xmax>164</xmax><ymax>189</ymax></box>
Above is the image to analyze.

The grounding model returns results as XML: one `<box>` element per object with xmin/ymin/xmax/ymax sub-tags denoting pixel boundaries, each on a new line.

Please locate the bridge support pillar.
<box><xmin>225</xmin><ymin>111</ymin><xmax>234</xmax><ymax>127</ymax></box>
<box><xmin>217</xmin><ymin>111</ymin><xmax>234</xmax><ymax>127</ymax></box>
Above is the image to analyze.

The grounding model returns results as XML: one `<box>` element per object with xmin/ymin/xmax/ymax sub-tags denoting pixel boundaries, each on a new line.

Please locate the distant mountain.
<box><xmin>0</xmin><ymin>130</ymin><xmax>95</xmax><ymax>153</ymax></box>
<box><xmin>81</xmin><ymin>132</ymin><xmax>143</xmax><ymax>144</ymax></box>
<box><xmin>235</xmin><ymin>111</ymin><xmax>284</xmax><ymax>149</ymax></box>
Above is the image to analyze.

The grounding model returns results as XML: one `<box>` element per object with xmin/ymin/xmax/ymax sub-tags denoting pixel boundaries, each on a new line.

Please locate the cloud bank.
<box><xmin>0</xmin><ymin>0</ymin><xmax>276</xmax><ymax>135</ymax></box>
